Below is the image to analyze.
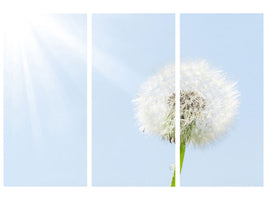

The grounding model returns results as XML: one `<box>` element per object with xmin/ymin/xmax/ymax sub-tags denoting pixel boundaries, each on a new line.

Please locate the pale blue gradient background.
<box><xmin>4</xmin><ymin>14</ymin><xmax>87</xmax><ymax>186</ymax></box>
<box><xmin>92</xmin><ymin>14</ymin><xmax>175</xmax><ymax>186</ymax></box>
<box><xmin>180</xmin><ymin>14</ymin><xmax>263</xmax><ymax>186</ymax></box>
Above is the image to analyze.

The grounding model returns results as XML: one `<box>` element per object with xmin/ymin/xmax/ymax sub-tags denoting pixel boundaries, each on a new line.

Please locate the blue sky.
<box><xmin>4</xmin><ymin>14</ymin><xmax>87</xmax><ymax>186</ymax></box>
<box><xmin>92</xmin><ymin>14</ymin><xmax>175</xmax><ymax>186</ymax></box>
<box><xmin>180</xmin><ymin>14</ymin><xmax>263</xmax><ymax>186</ymax></box>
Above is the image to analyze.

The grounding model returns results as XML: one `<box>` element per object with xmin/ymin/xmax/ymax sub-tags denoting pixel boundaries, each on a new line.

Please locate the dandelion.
<box><xmin>133</xmin><ymin>60</ymin><xmax>239</xmax><ymax>185</ymax></box>
<box><xmin>180</xmin><ymin>60</ymin><xmax>239</xmax><ymax>173</ymax></box>
<box><xmin>133</xmin><ymin>64</ymin><xmax>175</xmax><ymax>186</ymax></box>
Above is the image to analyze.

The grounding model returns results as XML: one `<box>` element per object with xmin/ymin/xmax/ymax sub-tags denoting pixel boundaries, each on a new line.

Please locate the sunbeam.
<box><xmin>4</xmin><ymin>14</ymin><xmax>87</xmax><ymax>186</ymax></box>
<box><xmin>4</xmin><ymin>14</ymin><xmax>85</xmax><ymax>138</ymax></box>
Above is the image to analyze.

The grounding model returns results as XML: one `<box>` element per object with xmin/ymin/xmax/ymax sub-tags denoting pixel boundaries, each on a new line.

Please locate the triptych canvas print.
<box><xmin>3</xmin><ymin>13</ymin><xmax>263</xmax><ymax>187</ymax></box>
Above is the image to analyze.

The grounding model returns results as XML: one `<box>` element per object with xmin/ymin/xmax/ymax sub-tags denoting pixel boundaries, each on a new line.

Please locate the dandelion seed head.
<box><xmin>133</xmin><ymin>65</ymin><xmax>175</xmax><ymax>142</ymax></box>
<box><xmin>133</xmin><ymin>60</ymin><xmax>239</xmax><ymax>146</ymax></box>
<box><xmin>181</xmin><ymin>60</ymin><xmax>239</xmax><ymax>146</ymax></box>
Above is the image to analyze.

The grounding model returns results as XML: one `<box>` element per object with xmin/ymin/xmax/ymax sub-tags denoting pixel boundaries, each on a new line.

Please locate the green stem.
<box><xmin>171</xmin><ymin>169</ymin><xmax>175</xmax><ymax>187</ymax></box>
<box><xmin>180</xmin><ymin>141</ymin><xmax>186</xmax><ymax>174</ymax></box>
<box><xmin>170</xmin><ymin>141</ymin><xmax>186</xmax><ymax>186</ymax></box>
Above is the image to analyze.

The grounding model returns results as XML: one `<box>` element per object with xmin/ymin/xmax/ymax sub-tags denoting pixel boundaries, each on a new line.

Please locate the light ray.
<box><xmin>4</xmin><ymin>14</ymin><xmax>84</xmax><ymax>138</ymax></box>
<box><xmin>93</xmin><ymin>47</ymin><xmax>141</xmax><ymax>96</ymax></box>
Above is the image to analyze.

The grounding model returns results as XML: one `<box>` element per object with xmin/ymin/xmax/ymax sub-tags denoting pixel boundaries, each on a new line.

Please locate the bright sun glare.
<box><xmin>4</xmin><ymin>15</ymin><xmax>84</xmax><ymax>139</ymax></box>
